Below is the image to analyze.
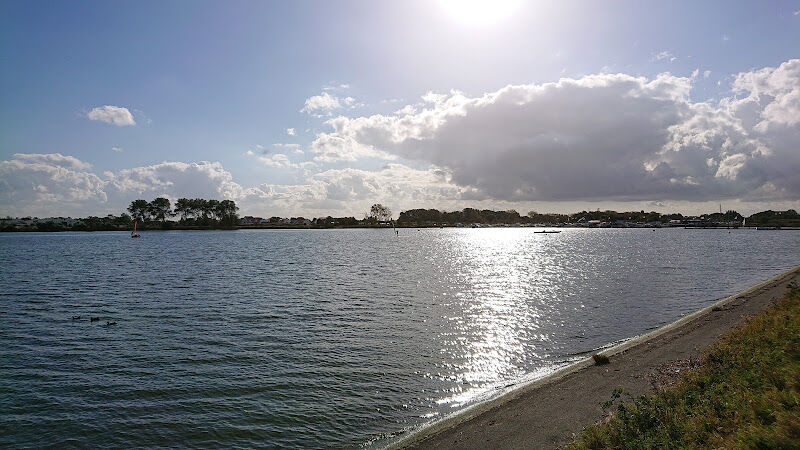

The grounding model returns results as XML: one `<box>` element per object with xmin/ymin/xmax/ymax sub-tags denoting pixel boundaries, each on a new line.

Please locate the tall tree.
<box><xmin>206</xmin><ymin>199</ymin><xmax>220</xmax><ymax>221</ymax></box>
<box><xmin>366</xmin><ymin>203</ymin><xmax>392</xmax><ymax>222</ymax></box>
<box><xmin>217</xmin><ymin>200</ymin><xmax>239</xmax><ymax>226</ymax></box>
<box><xmin>127</xmin><ymin>199</ymin><xmax>150</xmax><ymax>222</ymax></box>
<box><xmin>174</xmin><ymin>198</ymin><xmax>191</xmax><ymax>222</ymax></box>
<box><xmin>148</xmin><ymin>197</ymin><xmax>172</xmax><ymax>223</ymax></box>
<box><xmin>190</xmin><ymin>198</ymin><xmax>207</xmax><ymax>220</ymax></box>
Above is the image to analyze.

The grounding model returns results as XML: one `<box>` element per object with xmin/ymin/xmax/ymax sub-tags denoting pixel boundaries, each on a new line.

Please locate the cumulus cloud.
<box><xmin>300</xmin><ymin>92</ymin><xmax>356</xmax><ymax>114</ymax></box>
<box><xmin>311</xmin><ymin>164</ymin><xmax>456</xmax><ymax>204</ymax></box>
<box><xmin>257</xmin><ymin>153</ymin><xmax>297</xmax><ymax>169</ymax></box>
<box><xmin>105</xmin><ymin>161</ymin><xmax>244</xmax><ymax>200</ymax></box>
<box><xmin>301</xmin><ymin>92</ymin><xmax>339</xmax><ymax>112</ymax></box>
<box><xmin>0</xmin><ymin>154</ymin><xmax>106</xmax><ymax>216</ymax></box>
<box><xmin>10</xmin><ymin>153</ymin><xmax>93</xmax><ymax>170</ymax></box>
<box><xmin>0</xmin><ymin>154</ymin><xmax>247</xmax><ymax>217</ymax></box>
<box><xmin>286</xmin><ymin>128</ymin><xmax>296</xmax><ymax>136</ymax></box>
<box><xmin>238</xmin><ymin>163</ymin><xmax>460</xmax><ymax>217</ymax></box>
<box><xmin>86</xmin><ymin>105</ymin><xmax>136</xmax><ymax>126</ymax></box>
<box><xmin>0</xmin><ymin>151</ymin><xmax>462</xmax><ymax>218</ymax></box>
<box><xmin>310</xmin><ymin>59</ymin><xmax>800</xmax><ymax>203</ymax></box>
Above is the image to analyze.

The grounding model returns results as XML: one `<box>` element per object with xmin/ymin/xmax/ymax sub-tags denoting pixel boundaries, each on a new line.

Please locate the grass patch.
<box><xmin>569</xmin><ymin>282</ymin><xmax>800</xmax><ymax>449</ymax></box>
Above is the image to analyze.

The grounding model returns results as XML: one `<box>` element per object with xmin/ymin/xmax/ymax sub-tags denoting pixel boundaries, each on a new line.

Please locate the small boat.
<box><xmin>131</xmin><ymin>220</ymin><xmax>140</xmax><ymax>238</ymax></box>
<box><xmin>534</xmin><ymin>230</ymin><xmax>561</xmax><ymax>234</ymax></box>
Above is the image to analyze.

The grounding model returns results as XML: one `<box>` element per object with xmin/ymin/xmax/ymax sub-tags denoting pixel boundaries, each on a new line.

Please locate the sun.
<box><xmin>439</xmin><ymin>0</ymin><xmax>523</xmax><ymax>27</ymax></box>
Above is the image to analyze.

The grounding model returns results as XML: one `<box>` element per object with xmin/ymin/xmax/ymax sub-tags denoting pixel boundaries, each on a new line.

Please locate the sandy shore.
<box><xmin>395</xmin><ymin>265</ymin><xmax>800</xmax><ymax>449</ymax></box>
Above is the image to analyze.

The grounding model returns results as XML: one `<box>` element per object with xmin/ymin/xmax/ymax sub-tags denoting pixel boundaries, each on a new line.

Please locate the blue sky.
<box><xmin>1</xmin><ymin>1</ymin><xmax>799</xmax><ymax>217</ymax></box>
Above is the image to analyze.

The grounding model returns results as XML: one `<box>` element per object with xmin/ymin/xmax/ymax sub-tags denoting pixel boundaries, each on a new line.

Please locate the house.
<box><xmin>240</xmin><ymin>216</ymin><xmax>269</xmax><ymax>225</ymax></box>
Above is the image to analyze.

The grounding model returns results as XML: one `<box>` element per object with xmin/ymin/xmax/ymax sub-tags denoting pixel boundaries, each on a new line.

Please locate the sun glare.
<box><xmin>439</xmin><ymin>0</ymin><xmax>523</xmax><ymax>27</ymax></box>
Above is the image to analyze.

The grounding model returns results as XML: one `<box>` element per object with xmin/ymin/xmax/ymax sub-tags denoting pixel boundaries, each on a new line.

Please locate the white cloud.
<box><xmin>105</xmin><ymin>161</ymin><xmax>245</xmax><ymax>200</ymax></box>
<box><xmin>300</xmin><ymin>92</ymin><xmax>357</xmax><ymax>115</ymax></box>
<box><xmin>0</xmin><ymin>150</ymin><xmax>462</xmax><ymax>218</ymax></box>
<box><xmin>0</xmin><ymin>155</ymin><xmax>247</xmax><ymax>217</ymax></box>
<box><xmin>112</xmin><ymin>147</ymin><xmax>123</xmax><ymax>152</ymax></box>
<box><xmin>729</xmin><ymin>58</ymin><xmax>800</xmax><ymax>128</ymax></box>
<box><xmin>86</xmin><ymin>105</ymin><xmax>136</xmax><ymax>126</ymax></box>
<box><xmin>1</xmin><ymin>154</ymin><xmax>106</xmax><ymax>216</ymax></box>
<box><xmin>244</xmin><ymin>144</ymin><xmax>305</xmax><ymax>168</ymax></box>
<box><xmin>257</xmin><ymin>153</ymin><xmax>298</xmax><ymax>169</ymax></box>
<box><xmin>323</xmin><ymin>83</ymin><xmax>351</xmax><ymax>91</ymax></box>
<box><xmin>10</xmin><ymin>153</ymin><xmax>93</xmax><ymax>170</ymax></box>
<box><xmin>310</xmin><ymin>60</ymin><xmax>800</xmax><ymax>203</ymax></box>
<box><xmin>703</xmin><ymin>70</ymin><xmax>712</xmax><ymax>79</ymax></box>
<box><xmin>286</xmin><ymin>128</ymin><xmax>296</xmax><ymax>136</ymax></box>
<box><xmin>653</xmin><ymin>50</ymin><xmax>678</xmax><ymax>62</ymax></box>
<box><xmin>301</xmin><ymin>92</ymin><xmax>343</xmax><ymax>113</ymax></box>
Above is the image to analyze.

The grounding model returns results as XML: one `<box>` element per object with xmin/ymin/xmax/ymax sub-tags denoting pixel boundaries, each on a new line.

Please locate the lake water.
<box><xmin>1</xmin><ymin>228</ymin><xmax>799</xmax><ymax>448</ymax></box>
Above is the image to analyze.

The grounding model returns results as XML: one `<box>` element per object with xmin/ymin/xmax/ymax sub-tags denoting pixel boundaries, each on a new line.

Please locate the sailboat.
<box><xmin>131</xmin><ymin>220</ymin><xmax>140</xmax><ymax>238</ymax></box>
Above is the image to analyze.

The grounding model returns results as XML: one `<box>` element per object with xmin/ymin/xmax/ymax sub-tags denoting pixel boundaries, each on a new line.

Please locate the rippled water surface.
<box><xmin>1</xmin><ymin>228</ymin><xmax>799</xmax><ymax>447</ymax></box>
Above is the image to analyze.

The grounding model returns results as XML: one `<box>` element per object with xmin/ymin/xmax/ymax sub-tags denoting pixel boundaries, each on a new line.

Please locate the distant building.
<box><xmin>240</xmin><ymin>216</ymin><xmax>269</xmax><ymax>225</ymax></box>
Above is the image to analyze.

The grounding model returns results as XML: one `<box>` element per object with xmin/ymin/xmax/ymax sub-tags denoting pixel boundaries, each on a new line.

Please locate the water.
<box><xmin>1</xmin><ymin>228</ymin><xmax>798</xmax><ymax>448</ymax></box>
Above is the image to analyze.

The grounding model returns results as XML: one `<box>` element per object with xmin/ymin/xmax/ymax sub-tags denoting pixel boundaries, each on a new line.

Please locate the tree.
<box><xmin>127</xmin><ymin>199</ymin><xmax>150</xmax><ymax>222</ymax></box>
<box><xmin>217</xmin><ymin>200</ymin><xmax>239</xmax><ymax>226</ymax></box>
<box><xmin>188</xmin><ymin>198</ymin><xmax>206</xmax><ymax>220</ymax></box>
<box><xmin>174</xmin><ymin>198</ymin><xmax>191</xmax><ymax>222</ymax></box>
<box><xmin>148</xmin><ymin>197</ymin><xmax>173</xmax><ymax>223</ymax></box>
<box><xmin>366</xmin><ymin>203</ymin><xmax>392</xmax><ymax>222</ymax></box>
<box><xmin>206</xmin><ymin>199</ymin><xmax>220</xmax><ymax>221</ymax></box>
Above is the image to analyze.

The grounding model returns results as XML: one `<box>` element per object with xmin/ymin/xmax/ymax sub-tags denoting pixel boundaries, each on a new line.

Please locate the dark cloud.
<box><xmin>312</xmin><ymin>60</ymin><xmax>800</xmax><ymax>203</ymax></box>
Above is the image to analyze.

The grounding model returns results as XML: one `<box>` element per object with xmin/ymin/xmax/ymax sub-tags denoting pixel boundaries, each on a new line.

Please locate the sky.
<box><xmin>1</xmin><ymin>0</ymin><xmax>799</xmax><ymax>218</ymax></box>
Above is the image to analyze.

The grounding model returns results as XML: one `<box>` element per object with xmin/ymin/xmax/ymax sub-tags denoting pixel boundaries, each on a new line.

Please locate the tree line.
<box><xmin>127</xmin><ymin>198</ymin><xmax>239</xmax><ymax>228</ymax></box>
<box><xmin>397</xmin><ymin>207</ymin><xmax>800</xmax><ymax>227</ymax></box>
<box><xmin>2</xmin><ymin>203</ymin><xmax>799</xmax><ymax>232</ymax></box>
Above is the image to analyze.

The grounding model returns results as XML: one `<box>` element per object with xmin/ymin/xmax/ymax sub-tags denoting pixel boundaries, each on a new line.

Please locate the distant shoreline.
<box><xmin>393</xmin><ymin>265</ymin><xmax>800</xmax><ymax>449</ymax></box>
<box><xmin>2</xmin><ymin>225</ymin><xmax>800</xmax><ymax>233</ymax></box>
